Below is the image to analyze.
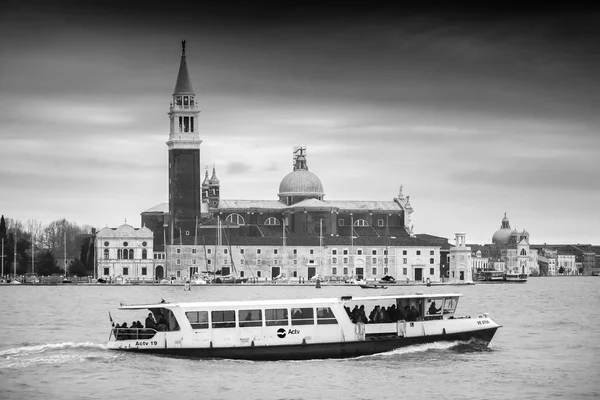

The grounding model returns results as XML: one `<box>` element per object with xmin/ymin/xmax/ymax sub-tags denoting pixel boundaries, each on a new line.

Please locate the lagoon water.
<box><xmin>1</xmin><ymin>277</ymin><xmax>599</xmax><ymax>400</ymax></box>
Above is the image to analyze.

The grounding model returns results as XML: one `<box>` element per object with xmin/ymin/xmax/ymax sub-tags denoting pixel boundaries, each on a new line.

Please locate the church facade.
<box><xmin>96</xmin><ymin>42</ymin><xmax>450</xmax><ymax>283</ymax></box>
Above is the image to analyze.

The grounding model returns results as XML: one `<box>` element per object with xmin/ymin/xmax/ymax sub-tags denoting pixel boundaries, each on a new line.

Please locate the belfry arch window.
<box><xmin>264</xmin><ymin>217</ymin><xmax>280</xmax><ymax>226</ymax></box>
<box><xmin>226</xmin><ymin>213</ymin><xmax>245</xmax><ymax>225</ymax></box>
<box><xmin>520</xmin><ymin>249</ymin><xmax>527</xmax><ymax>256</ymax></box>
<box><xmin>354</xmin><ymin>219</ymin><xmax>368</xmax><ymax>226</ymax></box>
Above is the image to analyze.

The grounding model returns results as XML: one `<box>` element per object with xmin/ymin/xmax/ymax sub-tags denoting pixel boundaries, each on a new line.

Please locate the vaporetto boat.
<box><xmin>107</xmin><ymin>293</ymin><xmax>501</xmax><ymax>360</ymax></box>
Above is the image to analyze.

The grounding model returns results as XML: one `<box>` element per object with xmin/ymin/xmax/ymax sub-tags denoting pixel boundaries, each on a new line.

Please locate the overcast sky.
<box><xmin>1</xmin><ymin>2</ymin><xmax>599</xmax><ymax>245</ymax></box>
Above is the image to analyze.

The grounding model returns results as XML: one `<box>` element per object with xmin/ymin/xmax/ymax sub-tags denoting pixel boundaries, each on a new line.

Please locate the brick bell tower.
<box><xmin>167</xmin><ymin>40</ymin><xmax>202</xmax><ymax>240</ymax></box>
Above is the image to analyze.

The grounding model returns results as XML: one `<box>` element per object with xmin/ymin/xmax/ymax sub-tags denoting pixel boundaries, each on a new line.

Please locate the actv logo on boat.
<box><xmin>277</xmin><ymin>328</ymin><xmax>300</xmax><ymax>338</ymax></box>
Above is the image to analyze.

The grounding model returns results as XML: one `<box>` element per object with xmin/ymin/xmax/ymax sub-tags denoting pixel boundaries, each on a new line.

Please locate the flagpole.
<box><xmin>350</xmin><ymin>215</ymin><xmax>354</xmax><ymax>278</ymax></box>
<box><xmin>194</xmin><ymin>216</ymin><xmax>198</xmax><ymax>278</ymax></box>
<box><xmin>31</xmin><ymin>231</ymin><xmax>35</xmax><ymax>280</ymax></box>
<box><xmin>14</xmin><ymin>233</ymin><xmax>17</xmax><ymax>280</ymax></box>
<box><xmin>319</xmin><ymin>219</ymin><xmax>323</xmax><ymax>278</ymax></box>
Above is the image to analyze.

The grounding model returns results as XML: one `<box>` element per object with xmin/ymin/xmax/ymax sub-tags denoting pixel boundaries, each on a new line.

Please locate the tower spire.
<box><xmin>173</xmin><ymin>40</ymin><xmax>194</xmax><ymax>95</ymax></box>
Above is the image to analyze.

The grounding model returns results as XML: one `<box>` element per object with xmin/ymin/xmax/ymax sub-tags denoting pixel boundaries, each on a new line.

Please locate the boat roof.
<box><xmin>118</xmin><ymin>293</ymin><xmax>462</xmax><ymax>310</ymax></box>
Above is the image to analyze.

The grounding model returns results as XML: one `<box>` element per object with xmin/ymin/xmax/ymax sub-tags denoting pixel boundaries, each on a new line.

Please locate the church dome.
<box><xmin>492</xmin><ymin>213</ymin><xmax>512</xmax><ymax>245</ymax></box>
<box><xmin>278</xmin><ymin>170</ymin><xmax>324</xmax><ymax>197</ymax></box>
<box><xmin>492</xmin><ymin>228</ymin><xmax>512</xmax><ymax>245</ymax></box>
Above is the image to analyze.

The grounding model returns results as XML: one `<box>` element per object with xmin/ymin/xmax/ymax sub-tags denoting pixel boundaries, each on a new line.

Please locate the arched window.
<box><xmin>117</xmin><ymin>249</ymin><xmax>122</xmax><ymax>260</ymax></box>
<box><xmin>103</xmin><ymin>249</ymin><xmax>109</xmax><ymax>260</ymax></box>
<box><xmin>129</xmin><ymin>249</ymin><xmax>134</xmax><ymax>259</ymax></box>
<box><xmin>226</xmin><ymin>213</ymin><xmax>245</xmax><ymax>225</ymax></box>
<box><xmin>122</xmin><ymin>249</ymin><xmax>128</xmax><ymax>260</ymax></box>
<box><xmin>520</xmin><ymin>249</ymin><xmax>527</xmax><ymax>256</ymax></box>
<box><xmin>264</xmin><ymin>217</ymin><xmax>280</xmax><ymax>226</ymax></box>
<box><xmin>354</xmin><ymin>219</ymin><xmax>368</xmax><ymax>226</ymax></box>
<box><xmin>142</xmin><ymin>249</ymin><xmax>147</xmax><ymax>259</ymax></box>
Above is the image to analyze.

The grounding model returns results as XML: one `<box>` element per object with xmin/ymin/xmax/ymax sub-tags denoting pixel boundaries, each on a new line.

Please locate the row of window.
<box><xmin>103</xmin><ymin>267</ymin><xmax>148</xmax><ymax>276</ymax></box>
<box><xmin>172</xmin><ymin>257</ymin><xmax>436</xmax><ymax>266</ymax></box>
<box><xmin>222</xmin><ymin>214</ymin><xmax>395</xmax><ymax>227</ymax></box>
<box><xmin>103</xmin><ymin>249</ymin><xmax>148</xmax><ymax>260</ymax></box>
<box><xmin>178</xmin><ymin>116</ymin><xmax>195</xmax><ymax>133</ymax></box>
<box><xmin>185</xmin><ymin>307</ymin><xmax>337</xmax><ymax>329</ymax></box>
<box><xmin>174</xmin><ymin>95</ymin><xmax>195</xmax><ymax>107</ymax></box>
<box><xmin>103</xmin><ymin>241</ymin><xmax>147</xmax><ymax>247</ymax></box>
<box><xmin>170</xmin><ymin>247</ymin><xmax>435</xmax><ymax>257</ymax></box>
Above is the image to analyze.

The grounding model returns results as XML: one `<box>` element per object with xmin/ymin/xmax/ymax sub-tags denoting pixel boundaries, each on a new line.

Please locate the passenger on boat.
<box><xmin>409</xmin><ymin>305</ymin><xmax>420</xmax><ymax>321</ymax></box>
<box><xmin>358</xmin><ymin>305</ymin><xmax>368</xmax><ymax>323</ymax></box>
<box><xmin>346</xmin><ymin>306</ymin><xmax>354</xmax><ymax>320</ymax></box>
<box><xmin>156</xmin><ymin>316</ymin><xmax>168</xmax><ymax>331</ymax></box>
<box><xmin>119</xmin><ymin>322</ymin><xmax>129</xmax><ymax>340</ymax></box>
<box><xmin>387</xmin><ymin>305</ymin><xmax>397</xmax><ymax>322</ymax></box>
<box><xmin>378</xmin><ymin>306</ymin><xmax>389</xmax><ymax>323</ymax></box>
<box><xmin>428</xmin><ymin>301</ymin><xmax>441</xmax><ymax>315</ymax></box>
<box><xmin>145</xmin><ymin>313</ymin><xmax>156</xmax><ymax>329</ymax></box>
<box><xmin>394</xmin><ymin>307</ymin><xmax>405</xmax><ymax>321</ymax></box>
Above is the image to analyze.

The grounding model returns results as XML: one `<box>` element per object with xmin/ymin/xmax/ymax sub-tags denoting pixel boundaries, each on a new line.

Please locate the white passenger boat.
<box><xmin>476</xmin><ymin>271</ymin><xmax>527</xmax><ymax>284</ymax></box>
<box><xmin>503</xmin><ymin>273</ymin><xmax>527</xmax><ymax>283</ymax></box>
<box><xmin>106</xmin><ymin>293</ymin><xmax>501</xmax><ymax>360</ymax></box>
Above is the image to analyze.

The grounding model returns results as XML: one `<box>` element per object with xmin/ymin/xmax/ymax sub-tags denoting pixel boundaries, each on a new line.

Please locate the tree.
<box><xmin>36</xmin><ymin>250</ymin><xmax>60</xmax><ymax>276</ymax></box>
<box><xmin>0</xmin><ymin>215</ymin><xmax>6</xmax><ymax>240</ymax></box>
<box><xmin>558</xmin><ymin>266</ymin><xmax>565</xmax><ymax>275</ymax></box>
<box><xmin>69</xmin><ymin>259</ymin><xmax>90</xmax><ymax>277</ymax></box>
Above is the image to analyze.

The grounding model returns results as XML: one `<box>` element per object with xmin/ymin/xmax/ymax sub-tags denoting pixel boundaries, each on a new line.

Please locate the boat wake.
<box><xmin>0</xmin><ymin>341</ymin><xmax>116</xmax><ymax>369</ymax></box>
<box><xmin>354</xmin><ymin>338</ymin><xmax>492</xmax><ymax>360</ymax></box>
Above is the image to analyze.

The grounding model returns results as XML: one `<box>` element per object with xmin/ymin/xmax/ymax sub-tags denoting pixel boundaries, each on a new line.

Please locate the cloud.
<box><xmin>449</xmin><ymin>156</ymin><xmax>600</xmax><ymax>192</ymax></box>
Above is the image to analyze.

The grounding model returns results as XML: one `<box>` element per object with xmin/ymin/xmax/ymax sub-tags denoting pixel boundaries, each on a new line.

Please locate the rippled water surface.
<box><xmin>1</xmin><ymin>277</ymin><xmax>599</xmax><ymax>400</ymax></box>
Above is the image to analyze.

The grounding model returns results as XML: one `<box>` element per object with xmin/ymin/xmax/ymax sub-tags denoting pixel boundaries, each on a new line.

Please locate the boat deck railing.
<box><xmin>111</xmin><ymin>328</ymin><xmax>158</xmax><ymax>341</ymax></box>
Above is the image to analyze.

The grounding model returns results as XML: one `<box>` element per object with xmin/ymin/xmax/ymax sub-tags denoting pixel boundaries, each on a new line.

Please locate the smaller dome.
<box><xmin>202</xmin><ymin>169</ymin><xmax>209</xmax><ymax>187</ymax></box>
<box><xmin>209</xmin><ymin>166</ymin><xmax>219</xmax><ymax>185</ymax></box>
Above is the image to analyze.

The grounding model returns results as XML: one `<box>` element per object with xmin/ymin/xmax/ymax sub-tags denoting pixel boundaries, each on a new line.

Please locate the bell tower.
<box><xmin>167</xmin><ymin>40</ymin><xmax>202</xmax><ymax>239</ymax></box>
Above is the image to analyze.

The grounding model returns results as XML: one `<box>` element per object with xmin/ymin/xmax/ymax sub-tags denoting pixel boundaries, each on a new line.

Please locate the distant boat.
<box><xmin>359</xmin><ymin>283</ymin><xmax>387</xmax><ymax>289</ymax></box>
<box><xmin>475</xmin><ymin>271</ymin><xmax>527</xmax><ymax>284</ymax></box>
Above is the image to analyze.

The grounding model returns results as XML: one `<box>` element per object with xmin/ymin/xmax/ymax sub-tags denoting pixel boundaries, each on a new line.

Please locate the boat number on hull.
<box><xmin>277</xmin><ymin>328</ymin><xmax>300</xmax><ymax>338</ymax></box>
<box><xmin>135</xmin><ymin>341</ymin><xmax>158</xmax><ymax>346</ymax></box>
<box><xmin>476</xmin><ymin>320</ymin><xmax>490</xmax><ymax>326</ymax></box>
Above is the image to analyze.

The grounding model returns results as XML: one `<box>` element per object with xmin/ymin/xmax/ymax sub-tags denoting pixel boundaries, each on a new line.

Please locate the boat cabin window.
<box><xmin>291</xmin><ymin>308</ymin><xmax>314</xmax><ymax>325</ymax></box>
<box><xmin>396</xmin><ymin>298</ymin><xmax>423</xmax><ymax>322</ymax></box>
<box><xmin>424</xmin><ymin>298</ymin><xmax>443</xmax><ymax>319</ymax></box>
<box><xmin>239</xmin><ymin>309</ymin><xmax>262</xmax><ymax>327</ymax></box>
<box><xmin>212</xmin><ymin>310</ymin><xmax>236</xmax><ymax>329</ymax></box>
<box><xmin>150</xmin><ymin>308</ymin><xmax>180</xmax><ymax>331</ymax></box>
<box><xmin>186</xmin><ymin>311</ymin><xmax>209</xmax><ymax>329</ymax></box>
<box><xmin>316</xmin><ymin>307</ymin><xmax>338</xmax><ymax>325</ymax></box>
<box><xmin>443</xmin><ymin>297</ymin><xmax>459</xmax><ymax>315</ymax></box>
<box><xmin>265</xmin><ymin>308</ymin><xmax>288</xmax><ymax>326</ymax></box>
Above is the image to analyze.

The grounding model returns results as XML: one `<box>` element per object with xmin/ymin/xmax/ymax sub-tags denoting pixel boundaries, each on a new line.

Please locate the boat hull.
<box><xmin>110</xmin><ymin>326</ymin><xmax>498</xmax><ymax>361</ymax></box>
